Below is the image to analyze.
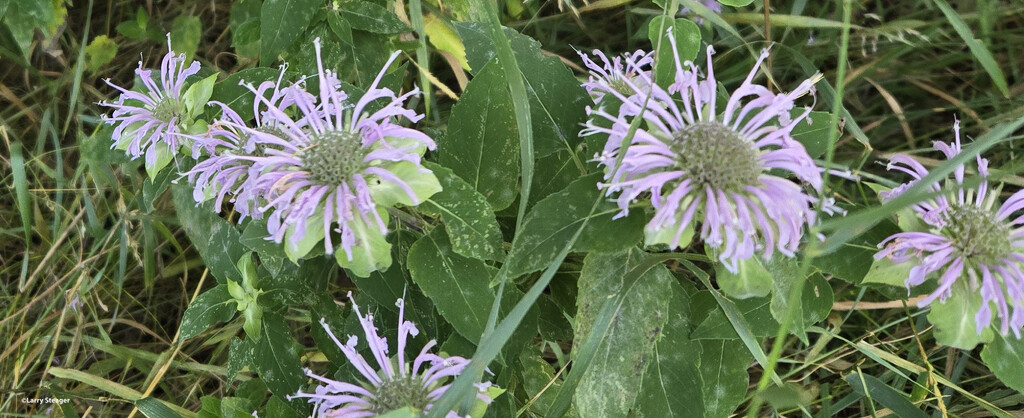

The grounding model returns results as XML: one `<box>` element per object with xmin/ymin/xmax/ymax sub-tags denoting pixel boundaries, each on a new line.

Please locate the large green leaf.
<box><xmin>340</xmin><ymin>1</ymin><xmax>410</xmax><ymax>34</ymax></box>
<box><xmin>438</xmin><ymin>58</ymin><xmax>519</xmax><ymax>211</ymax></box>
<box><xmin>813</xmin><ymin>218</ymin><xmax>900</xmax><ymax>284</ymax></box>
<box><xmin>981</xmin><ymin>332</ymin><xmax>1024</xmax><ymax>393</ymax></box>
<box><xmin>572</xmin><ymin>249</ymin><xmax>672</xmax><ymax>418</ymax></box>
<box><xmin>407</xmin><ymin>226</ymin><xmax>494</xmax><ymax>342</ymax></box>
<box><xmin>420</xmin><ymin>162</ymin><xmax>504</xmax><ymax>261</ymax></box>
<box><xmin>171</xmin><ymin>183</ymin><xmax>246</xmax><ymax>284</ymax></box>
<box><xmin>179</xmin><ymin>285</ymin><xmax>237</xmax><ymax>340</ymax></box>
<box><xmin>691</xmin><ymin>294</ymin><xmax>779</xmax><ymax>339</ymax></box>
<box><xmin>634</xmin><ymin>281</ymin><xmax>704</xmax><ymax>417</ymax></box>
<box><xmin>455</xmin><ymin>22</ymin><xmax>591</xmax><ymax>158</ymax></box>
<box><xmin>697</xmin><ymin>340</ymin><xmax>751</xmax><ymax>418</ymax></box>
<box><xmin>260</xmin><ymin>0</ymin><xmax>321</xmax><ymax>65</ymax></box>
<box><xmin>210</xmin><ymin>68</ymin><xmax>282</xmax><ymax>121</ymax></box>
<box><xmin>929</xmin><ymin>283</ymin><xmax>994</xmax><ymax>350</ymax></box>
<box><xmin>254</xmin><ymin>313</ymin><xmax>305</xmax><ymax>409</ymax></box>
<box><xmin>766</xmin><ymin>257</ymin><xmax>833</xmax><ymax>343</ymax></box>
<box><xmin>505</xmin><ymin>174</ymin><xmax>644</xmax><ymax>279</ymax></box>
<box><xmin>647</xmin><ymin>17</ymin><xmax>701</xmax><ymax>88</ymax></box>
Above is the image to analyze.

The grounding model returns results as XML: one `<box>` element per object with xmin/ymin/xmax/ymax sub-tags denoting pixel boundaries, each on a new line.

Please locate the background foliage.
<box><xmin>3</xmin><ymin>0</ymin><xmax>1024</xmax><ymax>416</ymax></box>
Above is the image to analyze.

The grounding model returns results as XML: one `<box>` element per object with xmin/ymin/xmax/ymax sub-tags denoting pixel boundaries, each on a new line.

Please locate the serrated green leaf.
<box><xmin>438</xmin><ymin>58</ymin><xmax>519</xmax><ymax>211</ymax></box>
<box><xmin>170</xmin><ymin>15</ymin><xmax>202</xmax><ymax>61</ymax></box>
<box><xmin>408</xmin><ymin>226</ymin><xmax>493</xmax><ymax>342</ymax></box>
<box><xmin>697</xmin><ymin>340</ymin><xmax>750</xmax><ymax>418</ymax></box>
<box><xmin>227</xmin><ymin>337</ymin><xmax>254</xmax><ymax>385</ymax></box>
<box><xmin>341</xmin><ymin>1</ymin><xmax>410</xmax><ymax>35</ymax></box>
<box><xmin>260</xmin><ymin>0</ymin><xmax>321</xmax><ymax>65</ymax></box>
<box><xmin>766</xmin><ymin>257</ymin><xmax>832</xmax><ymax>343</ymax></box>
<box><xmin>171</xmin><ymin>183</ymin><xmax>247</xmax><ymax>284</ymax></box>
<box><xmin>209</xmin><ymin>68</ymin><xmax>282</xmax><ymax>122</ymax></box>
<box><xmin>635</xmin><ymin>281</ymin><xmax>704</xmax><ymax>418</ymax></box>
<box><xmin>572</xmin><ymin>248</ymin><xmax>672</xmax><ymax>418</ymax></box>
<box><xmin>789</xmin><ymin>110</ymin><xmax>832</xmax><ymax>158</ymax></box>
<box><xmin>85</xmin><ymin>35</ymin><xmax>118</xmax><ymax>73</ymax></box>
<box><xmin>813</xmin><ymin>218</ymin><xmax>900</xmax><ymax>284</ymax></box>
<box><xmin>419</xmin><ymin>162</ymin><xmax>504</xmax><ymax>261</ymax></box>
<box><xmin>691</xmin><ymin>294</ymin><xmax>779</xmax><ymax>339</ymax></box>
<box><xmin>254</xmin><ymin>313</ymin><xmax>304</xmax><ymax>400</ymax></box>
<box><xmin>648</xmin><ymin>17</ymin><xmax>701</xmax><ymax>88</ymax></box>
<box><xmin>929</xmin><ymin>282</ymin><xmax>994</xmax><ymax>350</ymax></box>
<box><xmin>981</xmin><ymin>332</ymin><xmax>1024</xmax><ymax>393</ymax></box>
<box><xmin>505</xmin><ymin>174</ymin><xmax>644</xmax><ymax>279</ymax></box>
<box><xmin>455</xmin><ymin>22</ymin><xmax>590</xmax><ymax>158</ymax></box>
<box><xmin>180</xmin><ymin>285</ymin><xmax>237</xmax><ymax>341</ymax></box>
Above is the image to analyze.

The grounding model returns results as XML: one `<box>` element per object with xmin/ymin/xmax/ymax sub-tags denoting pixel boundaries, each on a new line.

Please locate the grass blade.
<box><xmin>932</xmin><ymin>0</ymin><xmax>1010</xmax><ymax>98</ymax></box>
<box><xmin>10</xmin><ymin>141</ymin><xmax>32</xmax><ymax>288</ymax></box>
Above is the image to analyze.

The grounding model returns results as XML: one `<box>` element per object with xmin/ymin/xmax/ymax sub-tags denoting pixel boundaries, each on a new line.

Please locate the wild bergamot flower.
<box><xmin>290</xmin><ymin>293</ymin><xmax>496</xmax><ymax>417</ymax></box>
<box><xmin>185</xmin><ymin>67</ymin><xmax>302</xmax><ymax>222</ymax></box>
<box><xmin>99</xmin><ymin>36</ymin><xmax>205</xmax><ymax>175</ymax></box>
<box><xmin>239</xmin><ymin>38</ymin><xmax>439</xmax><ymax>276</ymax></box>
<box><xmin>876</xmin><ymin>121</ymin><xmax>1024</xmax><ymax>337</ymax></box>
<box><xmin>577</xmin><ymin>47</ymin><xmax>653</xmax><ymax>102</ymax></box>
<box><xmin>581</xmin><ymin>34</ymin><xmax>835</xmax><ymax>273</ymax></box>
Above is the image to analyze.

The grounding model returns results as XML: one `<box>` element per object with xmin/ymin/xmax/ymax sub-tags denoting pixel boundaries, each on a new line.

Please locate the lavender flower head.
<box><xmin>184</xmin><ymin>66</ymin><xmax>305</xmax><ymax>221</ymax></box>
<box><xmin>290</xmin><ymin>293</ymin><xmax>495</xmax><ymax>417</ymax></box>
<box><xmin>876</xmin><ymin>121</ymin><xmax>1024</xmax><ymax>337</ymax></box>
<box><xmin>100</xmin><ymin>36</ymin><xmax>200</xmax><ymax>172</ymax></box>
<box><xmin>581</xmin><ymin>32</ymin><xmax>835</xmax><ymax>273</ymax></box>
<box><xmin>577</xmin><ymin>48</ymin><xmax>654</xmax><ymax>103</ymax></box>
<box><xmin>225</xmin><ymin>38</ymin><xmax>440</xmax><ymax>276</ymax></box>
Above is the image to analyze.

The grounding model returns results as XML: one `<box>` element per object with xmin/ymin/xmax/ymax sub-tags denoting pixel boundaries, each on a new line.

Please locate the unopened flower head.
<box><xmin>581</xmin><ymin>32</ymin><xmax>835</xmax><ymax>273</ymax></box>
<box><xmin>876</xmin><ymin>121</ymin><xmax>1024</xmax><ymax>337</ymax></box>
<box><xmin>290</xmin><ymin>293</ymin><xmax>494</xmax><ymax>417</ymax></box>
<box><xmin>99</xmin><ymin>36</ymin><xmax>199</xmax><ymax>169</ymax></box>
<box><xmin>185</xmin><ymin>66</ymin><xmax>304</xmax><ymax>221</ymax></box>
<box><xmin>239</xmin><ymin>38</ymin><xmax>439</xmax><ymax>274</ymax></box>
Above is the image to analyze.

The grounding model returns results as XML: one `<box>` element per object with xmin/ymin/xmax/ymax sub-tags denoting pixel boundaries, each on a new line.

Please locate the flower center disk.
<box><xmin>943</xmin><ymin>204</ymin><xmax>1013</xmax><ymax>264</ymax></box>
<box><xmin>669</xmin><ymin>121</ymin><xmax>762</xmax><ymax>193</ymax></box>
<box><xmin>302</xmin><ymin>130</ymin><xmax>370</xmax><ymax>186</ymax></box>
<box><xmin>368</xmin><ymin>375</ymin><xmax>432</xmax><ymax>414</ymax></box>
<box><xmin>151</xmin><ymin>98</ymin><xmax>181</xmax><ymax>123</ymax></box>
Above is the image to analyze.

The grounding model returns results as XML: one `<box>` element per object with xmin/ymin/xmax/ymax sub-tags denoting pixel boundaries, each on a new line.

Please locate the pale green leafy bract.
<box><xmin>367</xmin><ymin>161</ymin><xmax>442</xmax><ymax>208</ymax></box>
<box><xmin>337</xmin><ymin>207</ymin><xmax>393</xmax><ymax>278</ymax></box>
<box><xmin>716</xmin><ymin>256</ymin><xmax>772</xmax><ymax>299</ymax></box>
<box><xmin>929</xmin><ymin>282</ymin><xmax>994</xmax><ymax>350</ymax></box>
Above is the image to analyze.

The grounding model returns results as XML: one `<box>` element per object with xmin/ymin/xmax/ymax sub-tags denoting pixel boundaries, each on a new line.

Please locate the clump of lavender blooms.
<box><xmin>99</xmin><ymin>37</ymin><xmax>199</xmax><ymax>171</ymax></box>
<box><xmin>876</xmin><ymin>121</ymin><xmax>1024</xmax><ymax>337</ymax></box>
<box><xmin>581</xmin><ymin>32</ymin><xmax>835</xmax><ymax>273</ymax></box>
<box><xmin>290</xmin><ymin>293</ymin><xmax>495</xmax><ymax>417</ymax></box>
